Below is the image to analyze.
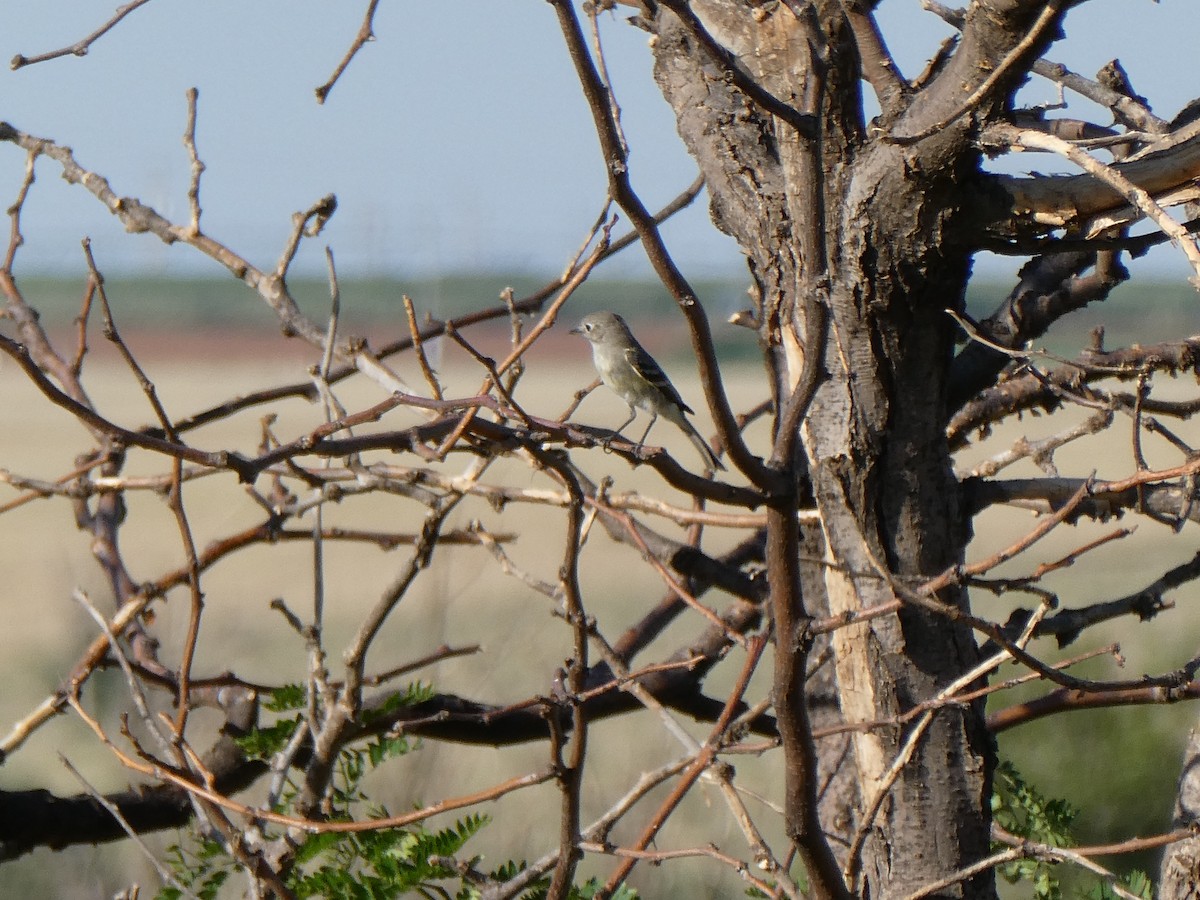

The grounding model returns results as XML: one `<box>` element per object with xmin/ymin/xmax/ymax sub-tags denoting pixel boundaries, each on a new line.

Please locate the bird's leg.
<box><xmin>635</xmin><ymin>412</ymin><xmax>658</xmax><ymax>453</ymax></box>
<box><xmin>602</xmin><ymin>405</ymin><xmax>638</xmax><ymax>452</ymax></box>
<box><xmin>614</xmin><ymin>404</ymin><xmax>638</xmax><ymax>436</ymax></box>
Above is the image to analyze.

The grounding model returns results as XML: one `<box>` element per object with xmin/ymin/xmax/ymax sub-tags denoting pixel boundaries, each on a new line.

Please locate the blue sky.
<box><xmin>1</xmin><ymin>1</ymin><xmax>1196</xmax><ymax>283</ymax></box>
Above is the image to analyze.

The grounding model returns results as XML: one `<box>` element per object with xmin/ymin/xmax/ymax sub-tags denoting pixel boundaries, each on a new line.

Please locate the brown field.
<box><xmin>1</xmin><ymin>322</ymin><xmax>1198</xmax><ymax>895</ymax></box>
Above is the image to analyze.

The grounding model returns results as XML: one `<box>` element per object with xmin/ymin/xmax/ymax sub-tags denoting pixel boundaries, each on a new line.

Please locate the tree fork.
<box><xmin>644</xmin><ymin>2</ymin><xmax>1014</xmax><ymax>895</ymax></box>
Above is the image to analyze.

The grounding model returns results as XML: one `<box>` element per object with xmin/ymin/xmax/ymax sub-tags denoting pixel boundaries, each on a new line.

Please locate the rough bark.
<box><xmin>1161</xmin><ymin>727</ymin><xmax>1200</xmax><ymax>900</ymax></box>
<box><xmin>644</xmin><ymin>1</ymin><xmax>1074</xmax><ymax>895</ymax></box>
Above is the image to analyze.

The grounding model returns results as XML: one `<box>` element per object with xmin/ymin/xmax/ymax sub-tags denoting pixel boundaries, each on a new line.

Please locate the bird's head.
<box><xmin>569</xmin><ymin>311</ymin><xmax>630</xmax><ymax>344</ymax></box>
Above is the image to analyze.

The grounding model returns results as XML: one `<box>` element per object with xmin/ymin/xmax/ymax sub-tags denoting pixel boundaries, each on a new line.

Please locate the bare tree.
<box><xmin>3</xmin><ymin>2</ymin><xmax>1200</xmax><ymax>899</ymax></box>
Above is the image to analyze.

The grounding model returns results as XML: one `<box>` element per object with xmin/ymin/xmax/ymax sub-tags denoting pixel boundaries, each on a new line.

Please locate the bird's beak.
<box><xmin>569</xmin><ymin>325</ymin><xmax>582</xmax><ymax>335</ymax></box>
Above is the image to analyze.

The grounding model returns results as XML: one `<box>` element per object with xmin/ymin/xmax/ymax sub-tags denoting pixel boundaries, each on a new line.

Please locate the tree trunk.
<box><xmin>1160</xmin><ymin>726</ymin><xmax>1200</xmax><ymax>900</ymax></box>
<box><xmin>647</xmin><ymin>2</ymin><xmax>1002</xmax><ymax>895</ymax></box>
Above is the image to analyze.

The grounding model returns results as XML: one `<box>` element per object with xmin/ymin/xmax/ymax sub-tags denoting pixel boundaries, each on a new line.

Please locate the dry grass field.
<box><xmin>1</xmin><ymin>309</ymin><xmax>1199</xmax><ymax>896</ymax></box>
<box><xmin>0</xmin><ymin>323</ymin><xmax>781</xmax><ymax>897</ymax></box>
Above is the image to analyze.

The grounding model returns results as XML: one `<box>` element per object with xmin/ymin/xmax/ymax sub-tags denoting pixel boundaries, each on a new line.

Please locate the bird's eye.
<box><xmin>584</xmin><ymin>323</ymin><xmax>593</xmax><ymax>332</ymax></box>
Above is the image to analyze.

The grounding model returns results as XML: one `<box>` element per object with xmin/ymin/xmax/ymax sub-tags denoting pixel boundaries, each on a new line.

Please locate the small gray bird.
<box><xmin>571</xmin><ymin>311</ymin><xmax>724</xmax><ymax>471</ymax></box>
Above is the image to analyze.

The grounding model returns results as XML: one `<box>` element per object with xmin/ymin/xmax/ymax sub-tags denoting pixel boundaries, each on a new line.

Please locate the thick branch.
<box><xmin>0</xmin><ymin>666</ymin><xmax>778</xmax><ymax>859</ymax></box>
<box><xmin>987</xmin><ymin>119</ymin><xmax>1200</xmax><ymax>230</ymax></box>
<box><xmin>947</xmin><ymin>250</ymin><xmax>1127</xmax><ymax>411</ymax></box>
<box><xmin>949</xmin><ymin>336</ymin><xmax>1200</xmax><ymax>446</ymax></box>
<box><xmin>965</xmin><ymin>477</ymin><xmax>1200</xmax><ymax>529</ymax></box>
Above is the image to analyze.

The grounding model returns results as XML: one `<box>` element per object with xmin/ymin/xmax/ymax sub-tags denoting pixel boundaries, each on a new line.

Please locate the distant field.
<box><xmin>12</xmin><ymin>272</ymin><xmax>755</xmax><ymax>330</ymax></box>
<box><xmin>9</xmin><ymin>273</ymin><xmax>1199</xmax><ymax>361</ymax></box>
<box><xmin>2</xmin><ymin>274</ymin><xmax>1199</xmax><ymax>895</ymax></box>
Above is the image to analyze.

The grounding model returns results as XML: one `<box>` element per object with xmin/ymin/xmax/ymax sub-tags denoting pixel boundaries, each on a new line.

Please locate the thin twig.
<box><xmin>61</xmin><ymin>754</ymin><xmax>200</xmax><ymax>899</ymax></box>
<box><xmin>10</xmin><ymin>0</ymin><xmax>156</xmax><ymax>69</ymax></box>
<box><xmin>403</xmin><ymin>294</ymin><xmax>443</xmax><ymax>400</ymax></box>
<box><xmin>315</xmin><ymin>0</ymin><xmax>381</xmax><ymax>103</ymax></box>
<box><xmin>182</xmin><ymin>88</ymin><xmax>204</xmax><ymax>236</ymax></box>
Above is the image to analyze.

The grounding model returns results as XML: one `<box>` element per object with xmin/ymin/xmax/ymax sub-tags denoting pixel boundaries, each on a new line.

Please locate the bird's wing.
<box><xmin>624</xmin><ymin>346</ymin><xmax>693</xmax><ymax>414</ymax></box>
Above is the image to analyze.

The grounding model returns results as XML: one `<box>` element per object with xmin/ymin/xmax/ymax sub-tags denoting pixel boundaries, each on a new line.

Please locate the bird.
<box><xmin>570</xmin><ymin>311</ymin><xmax>724</xmax><ymax>472</ymax></box>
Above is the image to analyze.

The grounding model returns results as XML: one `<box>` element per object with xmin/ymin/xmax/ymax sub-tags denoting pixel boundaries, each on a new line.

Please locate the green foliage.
<box><xmin>993</xmin><ymin>759</ymin><xmax>1078</xmax><ymax>900</ymax></box>
<box><xmin>157</xmin><ymin>680</ymin><xmax>629</xmax><ymax>897</ymax></box>
<box><xmin>233</xmin><ymin>716</ymin><xmax>302</xmax><ymax>761</ymax></box>
<box><xmin>743</xmin><ymin>865</ymin><xmax>808</xmax><ymax>899</ymax></box>
<box><xmin>991</xmin><ymin>761</ymin><xmax>1155</xmax><ymax>900</ymax></box>
<box><xmin>157</xmin><ymin>838</ymin><xmax>234</xmax><ymax>900</ymax></box>
<box><xmin>265</xmin><ymin>683</ymin><xmax>307</xmax><ymax>712</ymax></box>
<box><xmin>362</xmin><ymin>682</ymin><xmax>436</xmax><ymax>723</ymax></box>
<box><xmin>993</xmin><ymin>759</ymin><xmax>1078</xmax><ymax>848</ymax></box>
<box><xmin>290</xmin><ymin>813</ymin><xmax>489</xmax><ymax>899</ymax></box>
<box><xmin>519</xmin><ymin>877</ymin><xmax>639</xmax><ymax>900</ymax></box>
<box><xmin>158</xmin><ymin>726</ymin><xmax>496</xmax><ymax>898</ymax></box>
<box><xmin>1082</xmin><ymin>869</ymin><xmax>1153</xmax><ymax>900</ymax></box>
<box><xmin>368</xmin><ymin>734</ymin><xmax>413</xmax><ymax>768</ymax></box>
<box><xmin>234</xmin><ymin>683</ymin><xmax>431</xmax><ymax>766</ymax></box>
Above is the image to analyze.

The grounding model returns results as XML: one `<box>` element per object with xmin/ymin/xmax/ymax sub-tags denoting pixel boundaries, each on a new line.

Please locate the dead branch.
<box><xmin>10</xmin><ymin>0</ymin><xmax>157</xmax><ymax>70</ymax></box>
<box><xmin>315</xmin><ymin>0</ymin><xmax>380</xmax><ymax>103</ymax></box>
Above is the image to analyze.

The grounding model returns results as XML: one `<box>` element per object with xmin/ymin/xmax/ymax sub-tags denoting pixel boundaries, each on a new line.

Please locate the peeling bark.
<box><xmin>641</xmin><ymin>2</ymin><xmax>1073</xmax><ymax>894</ymax></box>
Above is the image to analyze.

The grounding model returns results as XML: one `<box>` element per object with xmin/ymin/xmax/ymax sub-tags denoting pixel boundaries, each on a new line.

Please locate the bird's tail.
<box><xmin>685</xmin><ymin>422</ymin><xmax>725</xmax><ymax>472</ymax></box>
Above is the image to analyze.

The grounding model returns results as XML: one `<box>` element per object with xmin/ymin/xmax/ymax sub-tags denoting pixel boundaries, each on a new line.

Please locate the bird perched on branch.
<box><xmin>570</xmin><ymin>311</ymin><xmax>724</xmax><ymax>472</ymax></box>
